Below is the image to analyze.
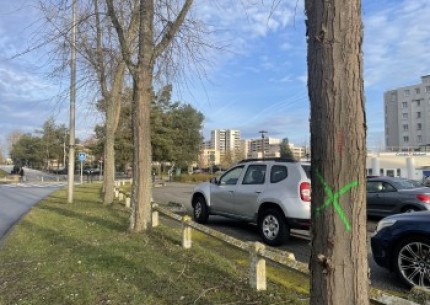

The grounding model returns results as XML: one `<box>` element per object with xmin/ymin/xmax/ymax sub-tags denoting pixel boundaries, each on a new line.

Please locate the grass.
<box><xmin>0</xmin><ymin>184</ymin><xmax>309</xmax><ymax>305</ymax></box>
<box><xmin>0</xmin><ymin>169</ymin><xmax>8</xmax><ymax>178</ymax></box>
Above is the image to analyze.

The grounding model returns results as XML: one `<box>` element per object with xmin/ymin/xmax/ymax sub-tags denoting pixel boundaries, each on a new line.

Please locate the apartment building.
<box><xmin>210</xmin><ymin>129</ymin><xmax>241</xmax><ymax>156</ymax></box>
<box><xmin>247</xmin><ymin>137</ymin><xmax>282</xmax><ymax>159</ymax></box>
<box><xmin>384</xmin><ymin>75</ymin><xmax>430</xmax><ymax>150</ymax></box>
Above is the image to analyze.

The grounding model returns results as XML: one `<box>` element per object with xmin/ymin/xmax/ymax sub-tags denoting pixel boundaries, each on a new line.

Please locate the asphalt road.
<box><xmin>0</xmin><ymin>166</ymin><xmax>65</xmax><ymax>242</ymax></box>
<box><xmin>152</xmin><ymin>182</ymin><xmax>409</xmax><ymax>294</ymax></box>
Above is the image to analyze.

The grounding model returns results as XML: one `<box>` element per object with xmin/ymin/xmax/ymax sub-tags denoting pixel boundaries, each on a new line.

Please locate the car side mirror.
<box><xmin>210</xmin><ymin>177</ymin><xmax>219</xmax><ymax>184</ymax></box>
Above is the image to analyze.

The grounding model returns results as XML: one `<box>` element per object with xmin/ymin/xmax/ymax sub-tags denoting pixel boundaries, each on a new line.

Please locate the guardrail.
<box><xmin>150</xmin><ymin>203</ymin><xmax>424</xmax><ymax>305</ymax></box>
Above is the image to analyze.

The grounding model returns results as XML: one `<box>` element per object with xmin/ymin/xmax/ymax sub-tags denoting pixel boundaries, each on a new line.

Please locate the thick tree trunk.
<box><xmin>130</xmin><ymin>71</ymin><xmax>153</xmax><ymax>232</ymax></box>
<box><xmin>306</xmin><ymin>1</ymin><xmax>368</xmax><ymax>305</ymax></box>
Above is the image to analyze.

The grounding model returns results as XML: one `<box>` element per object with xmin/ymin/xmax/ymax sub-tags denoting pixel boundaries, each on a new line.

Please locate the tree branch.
<box><xmin>105</xmin><ymin>0</ymin><xmax>137</xmax><ymax>74</ymax></box>
<box><xmin>154</xmin><ymin>0</ymin><xmax>193</xmax><ymax>59</ymax></box>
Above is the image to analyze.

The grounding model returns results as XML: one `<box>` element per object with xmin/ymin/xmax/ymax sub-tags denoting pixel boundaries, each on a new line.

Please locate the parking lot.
<box><xmin>152</xmin><ymin>182</ymin><xmax>408</xmax><ymax>294</ymax></box>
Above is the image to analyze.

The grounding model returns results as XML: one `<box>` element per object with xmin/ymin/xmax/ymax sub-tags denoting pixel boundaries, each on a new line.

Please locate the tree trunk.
<box><xmin>306</xmin><ymin>1</ymin><xmax>368</xmax><ymax>305</ymax></box>
<box><xmin>130</xmin><ymin>70</ymin><xmax>153</xmax><ymax>232</ymax></box>
<box><xmin>102</xmin><ymin>63</ymin><xmax>125</xmax><ymax>205</ymax></box>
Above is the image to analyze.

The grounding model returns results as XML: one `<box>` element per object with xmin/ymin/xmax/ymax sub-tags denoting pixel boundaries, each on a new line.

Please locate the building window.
<box><xmin>417</xmin><ymin>123</ymin><xmax>422</xmax><ymax>130</ymax></box>
<box><xmin>404</xmin><ymin>90</ymin><xmax>410</xmax><ymax>97</ymax></box>
<box><xmin>426</xmin><ymin>86</ymin><xmax>430</xmax><ymax>93</ymax></box>
<box><xmin>403</xmin><ymin>136</ymin><xmax>409</xmax><ymax>143</ymax></box>
<box><xmin>402</xmin><ymin>101</ymin><xmax>408</xmax><ymax>108</ymax></box>
<box><xmin>402</xmin><ymin>113</ymin><xmax>408</xmax><ymax>119</ymax></box>
<box><xmin>416</xmin><ymin>100</ymin><xmax>421</xmax><ymax>107</ymax></box>
<box><xmin>403</xmin><ymin>124</ymin><xmax>409</xmax><ymax>131</ymax></box>
<box><xmin>418</xmin><ymin>135</ymin><xmax>423</xmax><ymax>143</ymax></box>
<box><xmin>417</xmin><ymin>112</ymin><xmax>422</xmax><ymax>119</ymax></box>
<box><xmin>391</xmin><ymin>93</ymin><xmax>397</xmax><ymax>102</ymax></box>
<box><xmin>415</xmin><ymin>88</ymin><xmax>421</xmax><ymax>94</ymax></box>
<box><xmin>397</xmin><ymin>169</ymin><xmax>401</xmax><ymax>177</ymax></box>
<box><xmin>380</xmin><ymin>169</ymin><xmax>384</xmax><ymax>175</ymax></box>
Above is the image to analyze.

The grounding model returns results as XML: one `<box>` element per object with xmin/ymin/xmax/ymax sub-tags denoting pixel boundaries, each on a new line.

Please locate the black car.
<box><xmin>371</xmin><ymin>211</ymin><xmax>430</xmax><ymax>288</ymax></box>
<box><xmin>367</xmin><ymin>177</ymin><xmax>430</xmax><ymax>217</ymax></box>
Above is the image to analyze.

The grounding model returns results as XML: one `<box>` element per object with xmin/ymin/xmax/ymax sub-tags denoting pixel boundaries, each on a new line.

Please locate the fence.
<box><xmin>111</xmin><ymin>180</ymin><xmax>426</xmax><ymax>305</ymax></box>
<box><xmin>149</xmin><ymin>202</ymin><xmax>425</xmax><ymax>305</ymax></box>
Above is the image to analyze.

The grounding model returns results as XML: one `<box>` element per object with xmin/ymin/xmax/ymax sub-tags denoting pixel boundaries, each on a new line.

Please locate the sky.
<box><xmin>1</xmin><ymin>0</ymin><xmax>430</xmax><ymax>155</ymax></box>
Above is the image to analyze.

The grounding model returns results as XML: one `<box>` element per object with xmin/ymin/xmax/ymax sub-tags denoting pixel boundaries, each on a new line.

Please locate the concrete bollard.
<box><xmin>249</xmin><ymin>242</ymin><xmax>266</xmax><ymax>291</ymax></box>
<box><xmin>182</xmin><ymin>215</ymin><xmax>192</xmax><ymax>249</ymax></box>
<box><xmin>151</xmin><ymin>203</ymin><xmax>159</xmax><ymax>228</ymax></box>
<box><xmin>114</xmin><ymin>189</ymin><xmax>119</xmax><ymax>198</ymax></box>
<box><xmin>119</xmin><ymin>192</ymin><xmax>124</xmax><ymax>201</ymax></box>
<box><xmin>125</xmin><ymin>197</ymin><xmax>131</xmax><ymax>208</ymax></box>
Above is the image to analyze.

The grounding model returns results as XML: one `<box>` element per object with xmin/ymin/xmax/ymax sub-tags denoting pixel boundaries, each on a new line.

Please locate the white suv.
<box><xmin>191</xmin><ymin>158</ymin><xmax>311</xmax><ymax>246</ymax></box>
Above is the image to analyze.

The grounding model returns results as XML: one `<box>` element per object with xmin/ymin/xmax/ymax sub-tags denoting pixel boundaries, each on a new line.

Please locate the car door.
<box><xmin>233</xmin><ymin>164</ymin><xmax>267</xmax><ymax>220</ymax></box>
<box><xmin>378</xmin><ymin>182</ymin><xmax>401</xmax><ymax>214</ymax></box>
<box><xmin>367</xmin><ymin>181</ymin><xmax>384</xmax><ymax>216</ymax></box>
<box><xmin>367</xmin><ymin>181</ymin><xmax>399</xmax><ymax>216</ymax></box>
<box><xmin>210</xmin><ymin>165</ymin><xmax>245</xmax><ymax>216</ymax></box>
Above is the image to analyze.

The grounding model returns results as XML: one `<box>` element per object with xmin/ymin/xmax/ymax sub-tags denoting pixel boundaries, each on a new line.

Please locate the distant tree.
<box><xmin>94</xmin><ymin>85</ymin><xmax>204</xmax><ymax>173</ymax></box>
<box><xmin>220</xmin><ymin>151</ymin><xmax>235</xmax><ymax>169</ymax></box>
<box><xmin>169</xmin><ymin>104</ymin><xmax>204</xmax><ymax>168</ymax></box>
<box><xmin>7</xmin><ymin>130</ymin><xmax>24</xmax><ymax>154</ymax></box>
<box><xmin>0</xmin><ymin>145</ymin><xmax>5</xmax><ymax>164</ymax></box>
<box><xmin>280</xmin><ymin>138</ymin><xmax>295</xmax><ymax>159</ymax></box>
<box><xmin>37</xmin><ymin>118</ymin><xmax>68</xmax><ymax>170</ymax></box>
<box><xmin>10</xmin><ymin>134</ymin><xmax>44</xmax><ymax>169</ymax></box>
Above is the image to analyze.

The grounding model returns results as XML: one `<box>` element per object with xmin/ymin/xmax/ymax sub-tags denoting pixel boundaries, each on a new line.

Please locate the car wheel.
<box><xmin>402</xmin><ymin>206</ymin><xmax>420</xmax><ymax>213</ymax></box>
<box><xmin>193</xmin><ymin>196</ymin><xmax>209</xmax><ymax>224</ymax></box>
<box><xmin>393</xmin><ymin>236</ymin><xmax>430</xmax><ymax>288</ymax></box>
<box><xmin>258</xmin><ymin>208</ymin><xmax>289</xmax><ymax>246</ymax></box>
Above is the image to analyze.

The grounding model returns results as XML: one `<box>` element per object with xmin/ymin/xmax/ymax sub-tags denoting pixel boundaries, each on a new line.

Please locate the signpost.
<box><xmin>78</xmin><ymin>152</ymin><xmax>86</xmax><ymax>184</ymax></box>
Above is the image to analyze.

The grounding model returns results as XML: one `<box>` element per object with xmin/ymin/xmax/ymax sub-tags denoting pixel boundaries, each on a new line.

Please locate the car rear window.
<box><xmin>270</xmin><ymin>165</ymin><xmax>288</xmax><ymax>183</ymax></box>
<box><xmin>393</xmin><ymin>179</ymin><xmax>421</xmax><ymax>189</ymax></box>
<box><xmin>301</xmin><ymin>165</ymin><xmax>311</xmax><ymax>179</ymax></box>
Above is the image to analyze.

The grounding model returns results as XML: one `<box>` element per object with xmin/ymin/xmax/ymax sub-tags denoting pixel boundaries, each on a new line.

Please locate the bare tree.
<box><xmin>305</xmin><ymin>0</ymin><xmax>368</xmax><ymax>305</ymax></box>
<box><xmin>106</xmin><ymin>0</ymin><xmax>194</xmax><ymax>232</ymax></box>
<box><xmin>84</xmin><ymin>0</ymin><xmax>136</xmax><ymax>205</ymax></box>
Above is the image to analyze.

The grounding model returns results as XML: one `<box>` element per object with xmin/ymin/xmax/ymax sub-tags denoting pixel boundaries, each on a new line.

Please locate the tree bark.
<box><xmin>305</xmin><ymin>1</ymin><xmax>368</xmax><ymax>305</ymax></box>
<box><xmin>103</xmin><ymin>63</ymin><xmax>125</xmax><ymax>205</ymax></box>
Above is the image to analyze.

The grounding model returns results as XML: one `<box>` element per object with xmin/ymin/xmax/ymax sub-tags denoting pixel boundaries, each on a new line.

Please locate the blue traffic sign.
<box><xmin>78</xmin><ymin>152</ymin><xmax>87</xmax><ymax>162</ymax></box>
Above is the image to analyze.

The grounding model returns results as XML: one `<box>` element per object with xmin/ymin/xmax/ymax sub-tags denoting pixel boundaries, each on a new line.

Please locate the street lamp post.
<box><xmin>67</xmin><ymin>0</ymin><xmax>77</xmax><ymax>203</ymax></box>
<box><xmin>259</xmin><ymin>130</ymin><xmax>268</xmax><ymax>159</ymax></box>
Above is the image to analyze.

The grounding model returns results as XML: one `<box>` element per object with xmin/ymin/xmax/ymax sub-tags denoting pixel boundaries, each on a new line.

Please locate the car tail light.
<box><xmin>300</xmin><ymin>182</ymin><xmax>311</xmax><ymax>202</ymax></box>
<box><xmin>416</xmin><ymin>194</ymin><xmax>430</xmax><ymax>204</ymax></box>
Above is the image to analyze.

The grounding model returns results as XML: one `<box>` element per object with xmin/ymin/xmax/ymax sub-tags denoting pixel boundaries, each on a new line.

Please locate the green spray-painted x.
<box><xmin>315</xmin><ymin>170</ymin><xmax>358</xmax><ymax>232</ymax></box>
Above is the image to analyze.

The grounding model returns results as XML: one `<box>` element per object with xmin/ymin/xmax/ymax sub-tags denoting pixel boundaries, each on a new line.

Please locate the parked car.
<box><xmin>366</xmin><ymin>177</ymin><xmax>430</xmax><ymax>217</ymax></box>
<box><xmin>83</xmin><ymin>167</ymin><xmax>101</xmax><ymax>175</ymax></box>
<box><xmin>371</xmin><ymin>211</ymin><xmax>430</xmax><ymax>288</ymax></box>
<box><xmin>191</xmin><ymin>158</ymin><xmax>311</xmax><ymax>246</ymax></box>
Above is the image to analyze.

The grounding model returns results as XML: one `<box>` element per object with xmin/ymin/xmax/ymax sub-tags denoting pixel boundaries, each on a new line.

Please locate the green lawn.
<box><xmin>0</xmin><ymin>169</ymin><xmax>8</xmax><ymax>178</ymax></box>
<box><xmin>0</xmin><ymin>184</ymin><xmax>309</xmax><ymax>305</ymax></box>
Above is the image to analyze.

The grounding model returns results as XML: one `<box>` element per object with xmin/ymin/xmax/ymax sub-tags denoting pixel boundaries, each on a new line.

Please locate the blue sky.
<box><xmin>1</xmin><ymin>0</ymin><xmax>430</xmax><ymax>154</ymax></box>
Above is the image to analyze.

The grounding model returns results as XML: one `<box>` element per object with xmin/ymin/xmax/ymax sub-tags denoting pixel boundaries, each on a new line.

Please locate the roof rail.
<box><xmin>238</xmin><ymin>158</ymin><xmax>297</xmax><ymax>163</ymax></box>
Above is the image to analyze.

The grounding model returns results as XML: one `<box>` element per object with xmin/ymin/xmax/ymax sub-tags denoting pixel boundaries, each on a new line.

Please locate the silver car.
<box><xmin>191</xmin><ymin>159</ymin><xmax>311</xmax><ymax>246</ymax></box>
<box><xmin>367</xmin><ymin>177</ymin><xmax>430</xmax><ymax>217</ymax></box>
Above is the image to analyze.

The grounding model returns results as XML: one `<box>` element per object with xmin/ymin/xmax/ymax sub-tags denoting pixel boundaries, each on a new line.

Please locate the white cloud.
<box><xmin>364</xmin><ymin>0</ymin><xmax>430</xmax><ymax>88</ymax></box>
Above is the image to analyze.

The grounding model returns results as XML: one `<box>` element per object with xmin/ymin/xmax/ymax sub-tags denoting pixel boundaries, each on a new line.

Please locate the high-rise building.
<box><xmin>210</xmin><ymin>129</ymin><xmax>241</xmax><ymax>156</ymax></box>
<box><xmin>384</xmin><ymin>75</ymin><xmax>430</xmax><ymax>150</ymax></box>
<box><xmin>247</xmin><ymin>137</ymin><xmax>281</xmax><ymax>158</ymax></box>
